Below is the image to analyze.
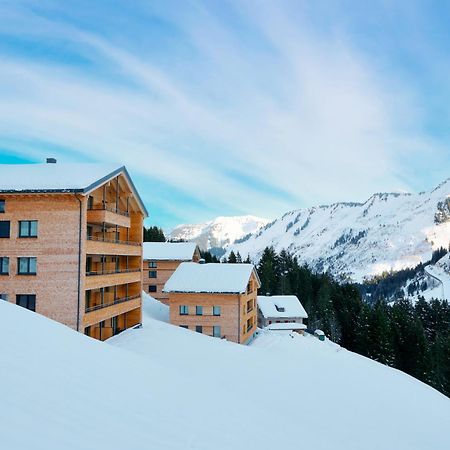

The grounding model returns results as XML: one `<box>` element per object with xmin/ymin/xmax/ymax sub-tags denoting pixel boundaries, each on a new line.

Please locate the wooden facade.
<box><xmin>168</xmin><ymin>271</ymin><xmax>259</xmax><ymax>344</ymax></box>
<box><xmin>0</xmin><ymin>166</ymin><xmax>147</xmax><ymax>341</ymax></box>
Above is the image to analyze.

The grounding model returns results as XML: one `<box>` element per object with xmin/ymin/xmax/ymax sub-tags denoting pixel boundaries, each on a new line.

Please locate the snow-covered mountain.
<box><xmin>227</xmin><ymin>179</ymin><xmax>450</xmax><ymax>282</ymax></box>
<box><xmin>168</xmin><ymin>215</ymin><xmax>270</xmax><ymax>253</ymax></box>
<box><xmin>2</xmin><ymin>295</ymin><xmax>449</xmax><ymax>450</ymax></box>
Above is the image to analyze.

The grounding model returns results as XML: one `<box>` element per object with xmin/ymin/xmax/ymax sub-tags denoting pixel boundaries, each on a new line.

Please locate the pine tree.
<box><xmin>369</xmin><ymin>301</ymin><xmax>394</xmax><ymax>366</ymax></box>
<box><xmin>227</xmin><ymin>251</ymin><xmax>237</xmax><ymax>264</ymax></box>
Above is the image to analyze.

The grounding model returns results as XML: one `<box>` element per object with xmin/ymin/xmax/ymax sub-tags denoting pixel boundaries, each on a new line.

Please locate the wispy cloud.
<box><xmin>0</xmin><ymin>0</ymin><xmax>448</xmax><ymax>227</ymax></box>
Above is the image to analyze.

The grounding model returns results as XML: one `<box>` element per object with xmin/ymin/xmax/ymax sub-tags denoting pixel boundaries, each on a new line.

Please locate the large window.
<box><xmin>0</xmin><ymin>257</ymin><xmax>9</xmax><ymax>275</ymax></box>
<box><xmin>196</xmin><ymin>306</ymin><xmax>203</xmax><ymax>316</ymax></box>
<box><xmin>0</xmin><ymin>200</ymin><xmax>5</xmax><ymax>213</ymax></box>
<box><xmin>179</xmin><ymin>305</ymin><xmax>188</xmax><ymax>315</ymax></box>
<box><xmin>195</xmin><ymin>325</ymin><xmax>202</xmax><ymax>333</ymax></box>
<box><xmin>213</xmin><ymin>305</ymin><xmax>221</xmax><ymax>316</ymax></box>
<box><xmin>148</xmin><ymin>261</ymin><xmax>157</xmax><ymax>268</ymax></box>
<box><xmin>19</xmin><ymin>220</ymin><xmax>38</xmax><ymax>238</ymax></box>
<box><xmin>16</xmin><ymin>294</ymin><xmax>36</xmax><ymax>311</ymax></box>
<box><xmin>213</xmin><ymin>326</ymin><xmax>221</xmax><ymax>338</ymax></box>
<box><xmin>0</xmin><ymin>221</ymin><xmax>10</xmax><ymax>238</ymax></box>
<box><xmin>18</xmin><ymin>257</ymin><xmax>37</xmax><ymax>275</ymax></box>
<box><xmin>149</xmin><ymin>270</ymin><xmax>157</xmax><ymax>278</ymax></box>
<box><xmin>148</xmin><ymin>285</ymin><xmax>157</xmax><ymax>293</ymax></box>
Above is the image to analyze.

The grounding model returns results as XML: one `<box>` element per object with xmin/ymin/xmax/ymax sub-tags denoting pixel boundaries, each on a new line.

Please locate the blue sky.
<box><xmin>0</xmin><ymin>0</ymin><xmax>449</xmax><ymax>229</ymax></box>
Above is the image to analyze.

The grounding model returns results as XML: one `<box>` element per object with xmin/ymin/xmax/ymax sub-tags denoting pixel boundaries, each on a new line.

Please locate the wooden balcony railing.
<box><xmin>85</xmin><ymin>293</ymin><xmax>141</xmax><ymax>313</ymax></box>
<box><xmin>87</xmin><ymin>235</ymin><xmax>141</xmax><ymax>247</ymax></box>
<box><xmin>88</xmin><ymin>205</ymin><xmax>129</xmax><ymax>217</ymax></box>
<box><xmin>86</xmin><ymin>268</ymin><xmax>141</xmax><ymax>277</ymax></box>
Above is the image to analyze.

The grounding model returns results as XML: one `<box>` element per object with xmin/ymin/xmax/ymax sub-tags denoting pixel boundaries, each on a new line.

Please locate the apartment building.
<box><xmin>164</xmin><ymin>262</ymin><xmax>260</xmax><ymax>344</ymax></box>
<box><xmin>143</xmin><ymin>241</ymin><xmax>200</xmax><ymax>303</ymax></box>
<box><xmin>0</xmin><ymin>161</ymin><xmax>148</xmax><ymax>340</ymax></box>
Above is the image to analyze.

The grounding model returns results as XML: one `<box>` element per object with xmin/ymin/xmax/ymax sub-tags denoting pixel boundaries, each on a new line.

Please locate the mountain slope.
<box><xmin>168</xmin><ymin>215</ymin><xmax>270</xmax><ymax>252</ymax></box>
<box><xmin>227</xmin><ymin>179</ymin><xmax>450</xmax><ymax>282</ymax></box>
<box><xmin>2</xmin><ymin>296</ymin><xmax>450</xmax><ymax>450</ymax></box>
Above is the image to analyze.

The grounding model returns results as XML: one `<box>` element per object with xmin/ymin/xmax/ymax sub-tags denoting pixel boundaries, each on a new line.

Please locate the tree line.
<box><xmin>254</xmin><ymin>246</ymin><xmax>450</xmax><ymax>397</ymax></box>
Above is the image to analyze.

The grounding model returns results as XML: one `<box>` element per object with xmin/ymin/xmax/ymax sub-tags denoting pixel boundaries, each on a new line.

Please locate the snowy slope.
<box><xmin>168</xmin><ymin>215</ymin><xmax>270</xmax><ymax>251</ymax></box>
<box><xmin>227</xmin><ymin>179</ymin><xmax>450</xmax><ymax>282</ymax></box>
<box><xmin>1</xmin><ymin>297</ymin><xmax>450</xmax><ymax>449</ymax></box>
<box><xmin>424</xmin><ymin>253</ymin><xmax>450</xmax><ymax>300</ymax></box>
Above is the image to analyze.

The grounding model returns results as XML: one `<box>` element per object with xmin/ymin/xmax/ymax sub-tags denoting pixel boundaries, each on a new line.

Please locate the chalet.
<box><xmin>0</xmin><ymin>160</ymin><xmax>148</xmax><ymax>340</ymax></box>
<box><xmin>164</xmin><ymin>262</ymin><xmax>261</xmax><ymax>344</ymax></box>
<box><xmin>257</xmin><ymin>295</ymin><xmax>308</xmax><ymax>333</ymax></box>
<box><xmin>143</xmin><ymin>241</ymin><xmax>200</xmax><ymax>304</ymax></box>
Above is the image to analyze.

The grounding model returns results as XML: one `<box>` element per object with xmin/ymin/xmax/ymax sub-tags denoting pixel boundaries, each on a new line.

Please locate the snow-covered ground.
<box><xmin>1</xmin><ymin>295</ymin><xmax>450</xmax><ymax>450</ymax></box>
<box><xmin>424</xmin><ymin>253</ymin><xmax>450</xmax><ymax>300</ymax></box>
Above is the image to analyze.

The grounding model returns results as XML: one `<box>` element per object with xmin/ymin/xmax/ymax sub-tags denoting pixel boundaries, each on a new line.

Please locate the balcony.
<box><xmin>83</xmin><ymin>295</ymin><xmax>142</xmax><ymax>328</ymax></box>
<box><xmin>86</xmin><ymin>236</ymin><xmax>142</xmax><ymax>256</ymax></box>
<box><xmin>85</xmin><ymin>268</ymin><xmax>141</xmax><ymax>290</ymax></box>
<box><xmin>87</xmin><ymin>206</ymin><xmax>131</xmax><ymax>228</ymax></box>
<box><xmin>85</xmin><ymin>293</ymin><xmax>141</xmax><ymax>313</ymax></box>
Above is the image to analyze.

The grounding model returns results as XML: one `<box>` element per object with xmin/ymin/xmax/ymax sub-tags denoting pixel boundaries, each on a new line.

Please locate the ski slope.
<box><xmin>1</xmin><ymin>295</ymin><xmax>450</xmax><ymax>450</ymax></box>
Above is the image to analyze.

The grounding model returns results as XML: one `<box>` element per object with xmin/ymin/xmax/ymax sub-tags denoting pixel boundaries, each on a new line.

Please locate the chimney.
<box><xmin>46</xmin><ymin>158</ymin><xmax>57</xmax><ymax>164</ymax></box>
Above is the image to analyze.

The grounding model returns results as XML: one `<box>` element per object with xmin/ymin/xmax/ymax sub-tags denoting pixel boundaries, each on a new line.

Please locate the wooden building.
<box><xmin>0</xmin><ymin>160</ymin><xmax>148</xmax><ymax>340</ymax></box>
<box><xmin>257</xmin><ymin>295</ymin><xmax>308</xmax><ymax>331</ymax></box>
<box><xmin>143</xmin><ymin>242</ymin><xmax>200</xmax><ymax>304</ymax></box>
<box><xmin>164</xmin><ymin>262</ymin><xmax>261</xmax><ymax>344</ymax></box>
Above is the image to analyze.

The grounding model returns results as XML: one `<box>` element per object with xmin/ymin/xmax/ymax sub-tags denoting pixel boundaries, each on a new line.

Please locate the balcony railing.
<box><xmin>87</xmin><ymin>235</ymin><xmax>141</xmax><ymax>247</ymax></box>
<box><xmin>86</xmin><ymin>268</ymin><xmax>141</xmax><ymax>277</ymax></box>
<box><xmin>85</xmin><ymin>293</ymin><xmax>141</xmax><ymax>313</ymax></box>
<box><xmin>247</xmin><ymin>306</ymin><xmax>254</xmax><ymax>313</ymax></box>
<box><xmin>88</xmin><ymin>205</ymin><xmax>129</xmax><ymax>217</ymax></box>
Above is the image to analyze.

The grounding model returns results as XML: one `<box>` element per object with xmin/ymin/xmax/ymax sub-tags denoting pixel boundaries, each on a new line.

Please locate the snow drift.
<box><xmin>1</xmin><ymin>296</ymin><xmax>450</xmax><ymax>450</ymax></box>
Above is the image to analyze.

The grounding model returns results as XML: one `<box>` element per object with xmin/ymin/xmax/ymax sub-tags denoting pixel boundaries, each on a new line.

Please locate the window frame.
<box><xmin>0</xmin><ymin>257</ymin><xmax>9</xmax><ymax>275</ymax></box>
<box><xmin>179</xmin><ymin>305</ymin><xmax>189</xmax><ymax>315</ymax></box>
<box><xmin>17</xmin><ymin>257</ymin><xmax>37</xmax><ymax>275</ymax></box>
<box><xmin>18</xmin><ymin>220</ymin><xmax>38</xmax><ymax>238</ymax></box>
<box><xmin>148</xmin><ymin>261</ymin><xmax>157</xmax><ymax>268</ymax></box>
<box><xmin>148</xmin><ymin>270</ymin><xmax>157</xmax><ymax>278</ymax></box>
<box><xmin>213</xmin><ymin>305</ymin><xmax>221</xmax><ymax>316</ymax></box>
<box><xmin>0</xmin><ymin>220</ymin><xmax>10</xmax><ymax>238</ymax></box>
<box><xmin>196</xmin><ymin>305</ymin><xmax>203</xmax><ymax>316</ymax></box>
<box><xmin>16</xmin><ymin>294</ymin><xmax>36</xmax><ymax>311</ymax></box>
<box><xmin>148</xmin><ymin>285</ymin><xmax>157</xmax><ymax>293</ymax></box>
<box><xmin>195</xmin><ymin>325</ymin><xmax>203</xmax><ymax>333</ymax></box>
<box><xmin>0</xmin><ymin>199</ymin><xmax>5</xmax><ymax>213</ymax></box>
<box><xmin>213</xmin><ymin>326</ymin><xmax>221</xmax><ymax>338</ymax></box>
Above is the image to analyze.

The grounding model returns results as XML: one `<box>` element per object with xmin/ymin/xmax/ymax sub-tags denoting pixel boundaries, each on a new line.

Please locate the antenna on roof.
<box><xmin>46</xmin><ymin>158</ymin><xmax>57</xmax><ymax>164</ymax></box>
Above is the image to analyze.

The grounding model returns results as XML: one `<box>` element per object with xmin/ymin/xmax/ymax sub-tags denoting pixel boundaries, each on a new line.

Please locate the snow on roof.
<box><xmin>163</xmin><ymin>262</ymin><xmax>260</xmax><ymax>294</ymax></box>
<box><xmin>314</xmin><ymin>329</ymin><xmax>325</xmax><ymax>336</ymax></box>
<box><xmin>143</xmin><ymin>242</ymin><xmax>198</xmax><ymax>261</ymax></box>
<box><xmin>257</xmin><ymin>295</ymin><xmax>308</xmax><ymax>319</ymax></box>
<box><xmin>0</xmin><ymin>162</ymin><xmax>148</xmax><ymax>216</ymax></box>
<box><xmin>265</xmin><ymin>322</ymin><xmax>307</xmax><ymax>331</ymax></box>
<box><xmin>0</xmin><ymin>163</ymin><xmax>123</xmax><ymax>192</ymax></box>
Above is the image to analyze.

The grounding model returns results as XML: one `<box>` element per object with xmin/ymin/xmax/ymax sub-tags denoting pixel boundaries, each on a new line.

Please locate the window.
<box><xmin>84</xmin><ymin>326</ymin><xmax>91</xmax><ymax>336</ymax></box>
<box><xmin>0</xmin><ymin>257</ymin><xmax>9</xmax><ymax>275</ymax></box>
<box><xmin>195</xmin><ymin>325</ymin><xmax>202</xmax><ymax>333</ymax></box>
<box><xmin>196</xmin><ymin>305</ymin><xmax>203</xmax><ymax>316</ymax></box>
<box><xmin>17</xmin><ymin>257</ymin><xmax>37</xmax><ymax>275</ymax></box>
<box><xmin>179</xmin><ymin>305</ymin><xmax>188</xmax><ymax>315</ymax></box>
<box><xmin>16</xmin><ymin>294</ymin><xmax>36</xmax><ymax>311</ymax></box>
<box><xmin>148</xmin><ymin>261</ymin><xmax>157</xmax><ymax>268</ymax></box>
<box><xmin>0</xmin><ymin>221</ymin><xmax>10</xmax><ymax>238</ymax></box>
<box><xmin>148</xmin><ymin>285</ymin><xmax>157</xmax><ymax>293</ymax></box>
<box><xmin>213</xmin><ymin>305</ymin><xmax>221</xmax><ymax>316</ymax></box>
<box><xmin>19</xmin><ymin>220</ymin><xmax>38</xmax><ymax>238</ymax></box>
<box><xmin>213</xmin><ymin>326</ymin><xmax>221</xmax><ymax>338</ymax></box>
<box><xmin>179</xmin><ymin>325</ymin><xmax>188</xmax><ymax>329</ymax></box>
<box><xmin>149</xmin><ymin>270</ymin><xmax>157</xmax><ymax>278</ymax></box>
<box><xmin>0</xmin><ymin>294</ymin><xmax>8</xmax><ymax>301</ymax></box>
<box><xmin>0</xmin><ymin>199</ymin><xmax>5</xmax><ymax>213</ymax></box>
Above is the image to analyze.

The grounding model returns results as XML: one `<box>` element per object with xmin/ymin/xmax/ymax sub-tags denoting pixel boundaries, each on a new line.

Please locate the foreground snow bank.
<box><xmin>1</xmin><ymin>296</ymin><xmax>450</xmax><ymax>450</ymax></box>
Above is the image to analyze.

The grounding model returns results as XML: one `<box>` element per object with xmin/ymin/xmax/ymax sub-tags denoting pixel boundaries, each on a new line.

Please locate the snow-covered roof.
<box><xmin>143</xmin><ymin>242</ymin><xmax>199</xmax><ymax>261</ymax></box>
<box><xmin>257</xmin><ymin>295</ymin><xmax>308</xmax><ymax>319</ymax></box>
<box><xmin>265</xmin><ymin>322</ymin><xmax>307</xmax><ymax>331</ymax></box>
<box><xmin>0</xmin><ymin>162</ymin><xmax>148</xmax><ymax>216</ymax></box>
<box><xmin>163</xmin><ymin>262</ymin><xmax>260</xmax><ymax>294</ymax></box>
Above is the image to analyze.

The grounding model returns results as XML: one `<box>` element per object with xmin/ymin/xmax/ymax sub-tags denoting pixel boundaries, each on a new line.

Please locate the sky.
<box><xmin>0</xmin><ymin>0</ymin><xmax>449</xmax><ymax>230</ymax></box>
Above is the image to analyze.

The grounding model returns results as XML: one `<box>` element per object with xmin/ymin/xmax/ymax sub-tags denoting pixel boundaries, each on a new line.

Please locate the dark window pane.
<box><xmin>149</xmin><ymin>285</ymin><xmax>157</xmax><ymax>293</ymax></box>
<box><xmin>0</xmin><ymin>221</ymin><xmax>10</xmax><ymax>238</ymax></box>
<box><xmin>0</xmin><ymin>200</ymin><xmax>5</xmax><ymax>213</ymax></box>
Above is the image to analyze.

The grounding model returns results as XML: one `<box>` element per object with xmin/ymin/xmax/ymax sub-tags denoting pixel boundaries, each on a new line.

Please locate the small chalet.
<box><xmin>143</xmin><ymin>242</ymin><xmax>200</xmax><ymax>304</ymax></box>
<box><xmin>257</xmin><ymin>295</ymin><xmax>308</xmax><ymax>333</ymax></box>
<box><xmin>163</xmin><ymin>262</ymin><xmax>261</xmax><ymax>344</ymax></box>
